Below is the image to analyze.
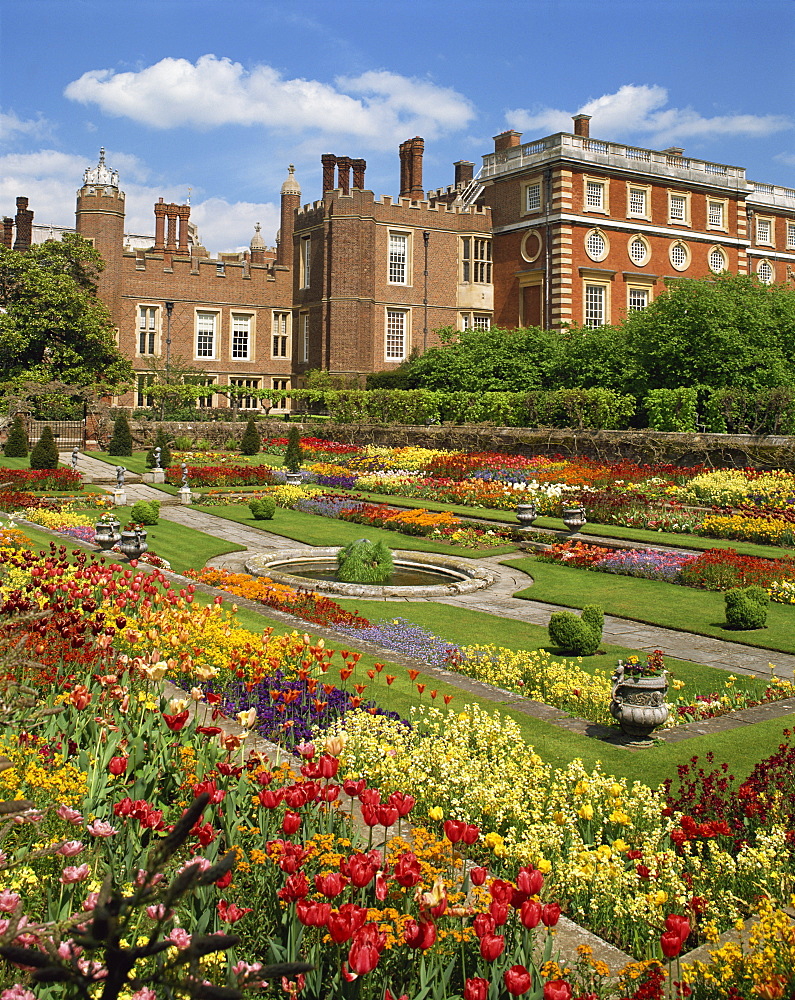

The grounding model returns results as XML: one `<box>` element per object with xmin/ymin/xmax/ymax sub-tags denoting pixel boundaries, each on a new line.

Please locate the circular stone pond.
<box><xmin>245</xmin><ymin>547</ymin><xmax>496</xmax><ymax>598</ymax></box>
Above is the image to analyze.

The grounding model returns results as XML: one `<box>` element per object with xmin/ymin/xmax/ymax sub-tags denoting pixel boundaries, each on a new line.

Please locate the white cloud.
<box><xmin>774</xmin><ymin>151</ymin><xmax>795</xmax><ymax>168</ymax></box>
<box><xmin>63</xmin><ymin>55</ymin><xmax>475</xmax><ymax>146</ymax></box>
<box><xmin>0</xmin><ymin>109</ymin><xmax>51</xmax><ymax>143</ymax></box>
<box><xmin>0</xmin><ymin>149</ymin><xmax>277</xmax><ymax>254</ymax></box>
<box><xmin>506</xmin><ymin>85</ymin><xmax>791</xmax><ymax>147</ymax></box>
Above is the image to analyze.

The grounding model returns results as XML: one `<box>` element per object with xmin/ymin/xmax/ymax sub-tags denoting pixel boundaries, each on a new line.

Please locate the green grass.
<box><xmin>507</xmin><ymin>557</ymin><xmax>795</xmax><ymax>654</ymax></box>
<box><xmin>194</xmin><ymin>503</ymin><xmax>519</xmax><ymax>558</ymax></box>
<box><xmin>0</xmin><ymin>457</ymin><xmax>37</xmax><ymax>470</ymax></box>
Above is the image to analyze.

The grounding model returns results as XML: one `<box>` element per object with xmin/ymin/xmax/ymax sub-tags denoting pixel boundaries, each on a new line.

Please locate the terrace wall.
<box><xmin>120</xmin><ymin>420</ymin><xmax>795</xmax><ymax>470</ymax></box>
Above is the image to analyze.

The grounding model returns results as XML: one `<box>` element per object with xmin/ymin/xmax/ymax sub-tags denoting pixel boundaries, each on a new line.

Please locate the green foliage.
<box><xmin>129</xmin><ymin>499</ymin><xmax>160</xmax><ymax>525</ymax></box>
<box><xmin>644</xmin><ymin>387</ymin><xmax>700</xmax><ymax>432</ymax></box>
<box><xmin>703</xmin><ymin>386</ymin><xmax>795</xmax><ymax>435</ymax></box>
<box><xmin>337</xmin><ymin>538</ymin><xmax>395</xmax><ymax>583</ymax></box>
<box><xmin>0</xmin><ymin>233</ymin><xmax>133</xmax><ymax>386</ymax></box>
<box><xmin>239</xmin><ymin>418</ymin><xmax>261</xmax><ymax>456</ymax></box>
<box><xmin>623</xmin><ymin>273</ymin><xmax>795</xmax><ymax>395</ymax></box>
<box><xmin>548</xmin><ymin>604</ymin><xmax>604</xmax><ymax>655</ymax></box>
<box><xmin>108</xmin><ymin>412</ymin><xmax>133</xmax><ymax>456</ymax></box>
<box><xmin>3</xmin><ymin>414</ymin><xmax>28</xmax><ymax>457</ymax></box>
<box><xmin>146</xmin><ymin>428</ymin><xmax>173</xmax><ymax>469</ymax></box>
<box><xmin>284</xmin><ymin>425</ymin><xmax>304</xmax><ymax>472</ymax></box>
<box><xmin>249</xmin><ymin>496</ymin><xmax>276</xmax><ymax>520</ymax></box>
<box><xmin>724</xmin><ymin>586</ymin><xmax>768</xmax><ymax>630</ymax></box>
<box><xmin>29</xmin><ymin>425</ymin><xmax>59</xmax><ymax>470</ymax></box>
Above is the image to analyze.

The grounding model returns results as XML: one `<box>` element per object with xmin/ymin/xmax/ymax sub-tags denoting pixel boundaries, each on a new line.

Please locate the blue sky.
<box><xmin>2</xmin><ymin>0</ymin><xmax>793</xmax><ymax>253</ymax></box>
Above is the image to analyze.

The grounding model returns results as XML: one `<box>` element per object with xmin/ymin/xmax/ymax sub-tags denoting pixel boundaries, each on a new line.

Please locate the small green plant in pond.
<box><xmin>284</xmin><ymin>425</ymin><xmax>304</xmax><ymax>473</ymax></box>
<box><xmin>249</xmin><ymin>496</ymin><xmax>276</xmax><ymax>520</ymax></box>
<box><xmin>129</xmin><ymin>499</ymin><xmax>160</xmax><ymax>525</ymax></box>
<box><xmin>337</xmin><ymin>538</ymin><xmax>394</xmax><ymax>584</ymax></box>
<box><xmin>725</xmin><ymin>585</ymin><xmax>768</xmax><ymax>630</ymax></box>
<box><xmin>548</xmin><ymin>604</ymin><xmax>604</xmax><ymax>656</ymax></box>
<box><xmin>29</xmin><ymin>425</ymin><xmax>59</xmax><ymax>470</ymax></box>
<box><xmin>239</xmin><ymin>417</ymin><xmax>261</xmax><ymax>456</ymax></box>
<box><xmin>3</xmin><ymin>414</ymin><xmax>29</xmax><ymax>457</ymax></box>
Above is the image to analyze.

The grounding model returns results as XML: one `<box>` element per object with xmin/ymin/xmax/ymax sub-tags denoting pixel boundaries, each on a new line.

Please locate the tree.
<box><xmin>284</xmin><ymin>425</ymin><xmax>304</xmax><ymax>472</ymax></box>
<box><xmin>622</xmin><ymin>273</ymin><xmax>795</xmax><ymax>395</ymax></box>
<box><xmin>3</xmin><ymin>414</ymin><xmax>28</xmax><ymax>457</ymax></box>
<box><xmin>108</xmin><ymin>412</ymin><xmax>133</xmax><ymax>456</ymax></box>
<box><xmin>29</xmin><ymin>425</ymin><xmax>59</xmax><ymax>469</ymax></box>
<box><xmin>0</xmin><ymin>233</ymin><xmax>133</xmax><ymax>386</ymax></box>
<box><xmin>239</xmin><ymin>418</ymin><xmax>261</xmax><ymax>456</ymax></box>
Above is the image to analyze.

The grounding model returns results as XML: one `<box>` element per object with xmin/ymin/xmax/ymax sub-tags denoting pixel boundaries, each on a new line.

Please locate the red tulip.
<box><xmin>461</xmin><ymin>823</ymin><xmax>480</xmax><ymax>845</ymax></box>
<box><xmin>318</xmin><ymin>754</ymin><xmax>339</xmax><ymax>779</ymax></box>
<box><xmin>393</xmin><ymin>853</ymin><xmax>421</xmax><ymax>888</ymax></box>
<box><xmin>664</xmin><ymin>913</ymin><xmax>691</xmax><ymax>944</ymax></box>
<box><xmin>660</xmin><ymin>929</ymin><xmax>683</xmax><ymax>958</ymax></box>
<box><xmin>281</xmin><ymin>811</ymin><xmax>301</xmax><ymax>835</ymax></box>
<box><xmin>489</xmin><ymin>879</ymin><xmax>514</xmax><ymax>904</ymax></box>
<box><xmin>388</xmin><ymin>791</ymin><xmax>415</xmax><ymax>817</ymax></box>
<box><xmin>543</xmin><ymin>981</ymin><xmax>572</xmax><ymax>1000</ymax></box>
<box><xmin>258</xmin><ymin>789</ymin><xmax>282</xmax><ymax>809</ymax></box>
<box><xmin>479</xmin><ymin>932</ymin><xmax>505</xmax><ymax>962</ymax></box>
<box><xmin>347</xmin><ymin>924</ymin><xmax>385</xmax><ymax>975</ymax></box>
<box><xmin>376</xmin><ymin>804</ymin><xmax>399</xmax><ymax>827</ymax></box>
<box><xmin>343</xmin><ymin>853</ymin><xmax>379</xmax><ymax>888</ymax></box>
<box><xmin>327</xmin><ymin>903</ymin><xmax>368</xmax><ymax>944</ymax></box>
<box><xmin>162</xmin><ymin>710</ymin><xmax>189</xmax><ymax>731</ymax></box>
<box><xmin>504</xmin><ymin>965</ymin><xmax>532</xmax><ymax>996</ymax></box>
<box><xmin>278</xmin><ymin>872</ymin><xmax>309</xmax><ymax>902</ymax></box>
<box><xmin>473</xmin><ymin>913</ymin><xmax>496</xmax><ymax>939</ymax></box>
<box><xmin>404</xmin><ymin>918</ymin><xmax>437</xmax><ymax>950</ymax></box>
<box><xmin>519</xmin><ymin>899</ymin><xmax>542</xmax><ymax>929</ymax></box>
<box><xmin>470</xmin><ymin>866</ymin><xmax>488</xmax><ymax>886</ymax></box>
<box><xmin>516</xmin><ymin>867</ymin><xmax>544</xmax><ymax>896</ymax></box>
<box><xmin>108</xmin><ymin>756</ymin><xmax>128</xmax><ymax>776</ymax></box>
<box><xmin>464</xmin><ymin>979</ymin><xmax>489</xmax><ymax>1000</ymax></box>
<box><xmin>541</xmin><ymin>902</ymin><xmax>561</xmax><ymax>927</ymax></box>
<box><xmin>489</xmin><ymin>900</ymin><xmax>510</xmax><ymax>926</ymax></box>
<box><xmin>296</xmin><ymin>899</ymin><xmax>331</xmax><ymax>927</ymax></box>
<box><xmin>315</xmin><ymin>872</ymin><xmax>348</xmax><ymax>897</ymax></box>
<box><xmin>343</xmin><ymin>778</ymin><xmax>366</xmax><ymax>797</ymax></box>
<box><xmin>217</xmin><ymin>900</ymin><xmax>252</xmax><ymax>923</ymax></box>
<box><xmin>444</xmin><ymin>819</ymin><xmax>466</xmax><ymax>843</ymax></box>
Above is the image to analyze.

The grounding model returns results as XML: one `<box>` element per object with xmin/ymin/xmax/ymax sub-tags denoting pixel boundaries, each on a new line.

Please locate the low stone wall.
<box><xmin>127</xmin><ymin>420</ymin><xmax>795</xmax><ymax>470</ymax></box>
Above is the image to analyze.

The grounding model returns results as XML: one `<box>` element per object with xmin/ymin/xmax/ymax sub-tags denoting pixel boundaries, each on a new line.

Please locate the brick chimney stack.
<box><xmin>2</xmin><ymin>217</ymin><xmax>13</xmax><ymax>249</ymax></box>
<box><xmin>409</xmin><ymin>137</ymin><xmax>424</xmax><ymax>199</ymax></box>
<box><xmin>154</xmin><ymin>199</ymin><xmax>167</xmax><ymax>251</ymax></box>
<box><xmin>399</xmin><ymin>140</ymin><xmax>411</xmax><ymax>197</ymax></box>
<box><xmin>493</xmin><ymin>131</ymin><xmax>522</xmax><ymax>152</ymax></box>
<box><xmin>454</xmin><ymin>160</ymin><xmax>474</xmax><ymax>187</ymax></box>
<box><xmin>352</xmin><ymin>158</ymin><xmax>367</xmax><ymax>190</ymax></box>
<box><xmin>321</xmin><ymin>154</ymin><xmax>337</xmax><ymax>194</ymax></box>
<box><xmin>572</xmin><ymin>115</ymin><xmax>591</xmax><ymax>138</ymax></box>
<box><xmin>336</xmin><ymin>156</ymin><xmax>352</xmax><ymax>195</ymax></box>
<box><xmin>13</xmin><ymin>197</ymin><xmax>33</xmax><ymax>251</ymax></box>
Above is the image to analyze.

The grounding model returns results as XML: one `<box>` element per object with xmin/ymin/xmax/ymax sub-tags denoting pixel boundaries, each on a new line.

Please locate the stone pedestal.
<box><xmin>113</xmin><ymin>489</ymin><xmax>127</xmax><ymax>506</ymax></box>
<box><xmin>179</xmin><ymin>487</ymin><xmax>192</xmax><ymax>505</ymax></box>
<box><xmin>142</xmin><ymin>470</ymin><xmax>165</xmax><ymax>483</ymax></box>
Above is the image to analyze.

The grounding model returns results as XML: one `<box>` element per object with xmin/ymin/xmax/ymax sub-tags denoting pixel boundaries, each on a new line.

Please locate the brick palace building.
<box><xmin>4</xmin><ymin>114</ymin><xmax>794</xmax><ymax>411</ymax></box>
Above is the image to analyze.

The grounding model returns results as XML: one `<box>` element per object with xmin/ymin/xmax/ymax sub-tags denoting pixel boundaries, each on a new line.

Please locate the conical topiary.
<box><xmin>108</xmin><ymin>412</ymin><xmax>133</xmax><ymax>456</ymax></box>
<box><xmin>239</xmin><ymin>418</ymin><xmax>261</xmax><ymax>456</ymax></box>
<box><xmin>146</xmin><ymin>428</ymin><xmax>172</xmax><ymax>469</ymax></box>
<box><xmin>284</xmin><ymin>425</ymin><xmax>304</xmax><ymax>473</ymax></box>
<box><xmin>29</xmin><ymin>426</ymin><xmax>59</xmax><ymax>470</ymax></box>
<box><xmin>3</xmin><ymin>414</ymin><xmax>29</xmax><ymax>458</ymax></box>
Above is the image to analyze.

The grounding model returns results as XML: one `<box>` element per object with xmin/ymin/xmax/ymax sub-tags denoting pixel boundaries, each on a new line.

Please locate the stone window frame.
<box><xmin>706</xmin><ymin>197</ymin><xmax>729</xmax><ymax>232</ymax></box>
<box><xmin>137</xmin><ymin>304</ymin><xmax>160</xmax><ymax>357</ymax></box>
<box><xmin>708</xmin><ymin>245</ymin><xmax>728</xmax><ymax>274</ymax></box>
<box><xmin>669</xmin><ymin>240</ymin><xmax>691</xmax><ymax>271</ymax></box>
<box><xmin>300</xmin><ymin>311</ymin><xmax>310</xmax><ymax>363</ymax></box>
<box><xmin>626</xmin><ymin>182</ymin><xmax>652</xmax><ymax>221</ymax></box>
<box><xmin>786</xmin><ymin>221</ymin><xmax>795</xmax><ymax>250</ymax></box>
<box><xmin>230</xmin><ymin>312</ymin><xmax>255</xmax><ymax>362</ymax></box>
<box><xmin>583</xmin><ymin>279</ymin><xmax>610</xmax><ymax>328</ymax></box>
<box><xmin>388</xmin><ymin>230</ymin><xmax>412</xmax><ymax>286</ymax></box>
<box><xmin>229</xmin><ymin>377</ymin><xmax>261</xmax><ymax>410</ymax></box>
<box><xmin>270</xmin><ymin>378</ymin><xmax>291</xmax><ymax>412</ymax></box>
<box><xmin>299</xmin><ymin>235</ymin><xmax>311</xmax><ymax>288</ymax></box>
<box><xmin>385</xmin><ymin>307</ymin><xmax>410</xmax><ymax>361</ymax></box>
<box><xmin>522</xmin><ymin>176</ymin><xmax>544</xmax><ymax>216</ymax></box>
<box><xmin>757</xmin><ymin>259</ymin><xmax>775</xmax><ymax>284</ymax></box>
<box><xmin>459</xmin><ymin>312</ymin><xmax>491</xmax><ymax>331</ymax></box>
<box><xmin>521</xmin><ymin>229</ymin><xmax>542</xmax><ymax>264</ymax></box>
<box><xmin>271</xmin><ymin>311</ymin><xmax>292</xmax><ymax>360</ymax></box>
<box><xmin>584</xmin><ymin>227</ymin><xmax>610</xmax><ymax>263</ymax></box>
<box><xmin>461</xmin><ymin>235</ymin><xmax>492</xmax><ymax>284</ymax></box>
<box><xmin>583</xmin><ymin>175</ymin><xmax>610</xmax><ymax>215</ymax></box>
<box><xmin>627</xmin><ymin>234</ymin><xmax>651</xmax><ymax>267</ymax></box>
<box><xmin>667</xmin><ymin>189</ymin><xmax>692</xmax><ymax>227</ymax></box>
<box><xmin>195</xmin><ymin>309</ymin><xmax>219</xmax><ymax>361</ymax></box>
<box><xmin>755</xmin><ymin>215</ymin><xmax>775</xmax><ymax>247</ymax></box>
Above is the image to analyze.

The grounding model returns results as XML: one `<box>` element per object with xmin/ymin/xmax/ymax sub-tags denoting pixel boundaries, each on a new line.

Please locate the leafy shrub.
<box><xmin>547</xmin><ymin>604</ymin><xmax>604</xmax><ymax>655</ymax></box>
<box><xmin>146</xmin><ymin>428</ymin><xmax>172</xmax><ymax>469</ymax></box>
<box><xmin>29</xmin><ymin>426</ymin><xmax>59</xmax><ymax>470</ymax></box>
<box><xmin>173</xmin><ymin>434</ymin><xmax>193</xmax><ymax>450</ymax></box>
<box><xmin>284</xmin><ymin>425</ymin><xmax>304</xmax><ymax>472</ymax></box>
<box><xmin>3</xmin><ymin>414</ymin><xmax>29</xmax><ymax>457</ymax></box>
<box><xmin>249</xmin><ymin>496</ymin><xmax>276</xmax><ymax>520</ymax></box>
<box><xmin>129</xmin><ymin>499</ymin><xmax>160</xmax><ymax>525</ymax></box>
<box><xmin>239</xmin><ymin>418</ymin><xmax>261</xmax><ymax>456</ymax></box>
<box><xmin>724</xmin><ymin>585</ymin><xmax>768</xmax><ymax>630</ymax></box>
<box><xmin>337</xmin><ymin>538</ymin><xmax>394</xmax><ymax>584</ymax></box>
<box><xmin>644</xmin><ymin>387</ymin><xmax>699</xmax><ymax>432</ymax></box>
<box><xmin>108</xmin><ymin>412</ymin><xmax>133</xmax><ymax>456</ymax></box>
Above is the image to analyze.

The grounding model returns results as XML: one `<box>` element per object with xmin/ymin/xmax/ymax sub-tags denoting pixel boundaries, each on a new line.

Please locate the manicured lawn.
<box><xmin>507</xmin><ymin>556</ymin><xmax>795</xmax><ymax>654</ymax></box>
<box><xmin>195</xmin><ymin>502</ymin><xmax>519</xmax><ymax>558</ymax></box>
<box><xmin>0</xmin><ymin>457</ymin><xmax>39</xmax><ymax>470</ymax></box>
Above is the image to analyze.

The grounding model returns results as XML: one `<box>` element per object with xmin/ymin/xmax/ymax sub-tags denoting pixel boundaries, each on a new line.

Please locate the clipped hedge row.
<box><xmin>643</xmin><ymin>386</ymin><xmax>795</xmax><ymax>435</ymax></box>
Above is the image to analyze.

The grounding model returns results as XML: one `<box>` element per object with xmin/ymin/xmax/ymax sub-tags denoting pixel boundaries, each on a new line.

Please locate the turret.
<box><xmin>75</xmin><ymin>148</ymin><xmax>125</xmax><ymax>318</ymax></box>
<box><xmin>278</xmin><ymin>164</ymin><xmax>301</xmax><ymax>268</ymax></box>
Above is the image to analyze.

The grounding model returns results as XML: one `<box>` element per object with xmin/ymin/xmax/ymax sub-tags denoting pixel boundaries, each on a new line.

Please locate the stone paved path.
<box><xmin>67</xmin><ymin>451</ymin><xmax>795</xmax><ymax>681</ymax></box>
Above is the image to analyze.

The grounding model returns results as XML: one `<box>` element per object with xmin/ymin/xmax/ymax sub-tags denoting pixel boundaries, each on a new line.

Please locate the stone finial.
<box><xmin>281</xmin><ymin>164</ymin><xmax>301</xmax><ymax>197</ymax></box>
<box><xmin>250</xmin><ymin>222</ymin><xmax>265</xmax><ymax>249</ymax></box>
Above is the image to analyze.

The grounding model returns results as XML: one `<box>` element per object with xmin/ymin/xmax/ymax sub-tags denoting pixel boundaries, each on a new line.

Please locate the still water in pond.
<box><xmin>274</xmin><ymin>561</ymin><xmax>458</xmax><ymax>587</ymax></box>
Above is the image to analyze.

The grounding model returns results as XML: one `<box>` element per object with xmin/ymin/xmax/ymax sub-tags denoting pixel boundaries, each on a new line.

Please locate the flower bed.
<box><xmin>0</xmin><ymin>467</ymin><xmax>83</xmax><ymax>491</ymax></box>
<box><xmin>165</xmin><ymin>463</ymin><xmax>277</xmax><ymax>487</ymax></box>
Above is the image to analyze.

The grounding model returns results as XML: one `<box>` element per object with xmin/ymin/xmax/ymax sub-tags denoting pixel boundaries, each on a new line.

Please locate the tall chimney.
<box><xmin>493</xmin><ymin>131</ymin><xmax>522</xmax><ymax>152</ymax></box>
<box><xmin>336</xmin><ymin>156</ymin><xmax>352</xmax><ymax>195</ymax></box>
<box><xmin>2</xmin><ymin>217</ymin><xmax>13</xmax><ymax>249</ymax></box>
<box><xmin>13</xmin><ymin>197</ymin><xmax>33</xmax><ymax>251</ymax></box>
<box><xmin>399</xmin><ymin>140</ymin><xmax>411</xmax><ymax>198</ymax></box>
<box><xmin>154</xmin><ymin>199</ymin><xmax>167</xmax><ymax>251</ymax></box>
<box><xmin>572</xmin><ymin>115</ymin><xmax>591</xmax><ymax>138</ymax></box>
<box><xmin>352</xmin><ymin>158</ymin><xmax>367</xmax><ymax>190</ymax></box>
<box><xmin>409</xmin><ymin>137</ymin><xmax>424</xmax><ymax>200</ymax></box>
<box><xmin>165</xmin><ymin>204</ymin><xmax>178</xmax><ymax>252</ymax></box>
<box><xmin>321</xmin><ymin>154</ymin><xmax>337</xmax><ymax>194</ymax></box>
<box><xmin>454</xmin><ymin>160</ymin><xmax>474</xmax><ymax>187</ymax></box>
<box><xmin>178</xmin><ymin>205</ymin><xmax>190</xmax><ymax>252</ymax></box>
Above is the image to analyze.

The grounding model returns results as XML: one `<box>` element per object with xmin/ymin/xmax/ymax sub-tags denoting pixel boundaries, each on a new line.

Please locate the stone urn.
<box><xmin>515</xmin><ymin>503</ymin><xmax>538</xmax><ymax>529</ymax></box>
<box><xmin>561</xmin><ymin>505</ymin><xmax>587</xmax><ymax>531</ymax></box>
<box><xmin>609</xmin><ymin>661</ymin><xmax>669</xmax><ymax>739</ymax></box>
<box><xmin>284</xmin><ymin>470</ymin><xmax>303</xmax><ymax>486</ymax></box>
<box><xmin>94</xmin><ymin>518</ymin><xmax>121</xmax><ymax>551</ymax></box>
<box><xmin>118</xmin><ymin>527</ymin><xmax>148</xmax><ymax>560</ymax></box>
